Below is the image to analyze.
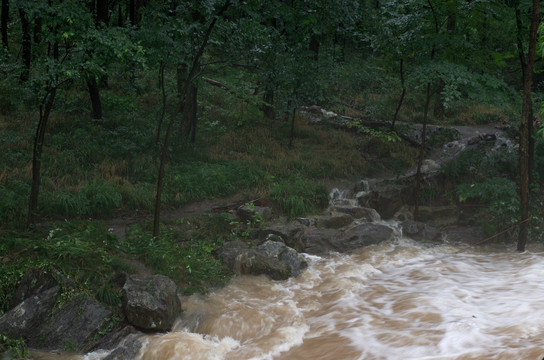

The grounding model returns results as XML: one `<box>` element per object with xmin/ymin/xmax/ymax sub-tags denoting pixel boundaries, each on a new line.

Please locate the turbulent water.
<box><xmin>39</xmin><ymin>231</ymin><xmax>544</xmax><ymax>360</ymax></box>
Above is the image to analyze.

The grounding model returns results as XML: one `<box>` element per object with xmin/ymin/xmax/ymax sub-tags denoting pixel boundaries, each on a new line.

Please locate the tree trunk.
<box><xmin>87</xmin><ymin>77</ymin><xmax>103</xmax><ymax>119</ymax></box>
<box><xmin>262</xmin><ymin>89</ymin><xmax>275</xmax><ymax>120</ymax></box>
<box><xmin>517</xmin><ymin>0</ymin><xmax>540</xmax><ymax>252</ymax></box>
<box><xmin>186</xmin><ymin>83</ymin><xmax>198</xmax><ymax>143</ymax></box>
<box><xmin>19</xmin><ymin>7</ymin><xmax>31</xmax><ymax>82</ymax></box>
<box><xmin>27</xmin><ymin>42</ymin><xmax>59</xmax><ymax>228</ymax></box>
<box><xmin>156</xmin><ymin>62</ymin><xmax>166</xmax><ymax>145</ymax></box>
<box><xmin>309</xmin><ymin>34</ymin><xmax>319</xmax><ymax>62</ymax></box>
<box><xmin>1</xmin><ymin>0</ymin><xmax>8</xmax><ymax>49</ymax></box>
<box><xmin>153</xmin><ymin>0</ymin><xmax>230</xmax><ymax>238</ymax></box>
<box><xmin>391</xmin><ymin>58</ymin><xmax>405</xmax><ymax>131</ymax></box>
<box><xmin>413</xmin><ymin>82</ymin><xmax>432</xmax><ymax>221</ymax></box>
<box><xmin>289</xmin><ymin>108</ymin><xmax>296</xmax><ymax>149</ymax></box>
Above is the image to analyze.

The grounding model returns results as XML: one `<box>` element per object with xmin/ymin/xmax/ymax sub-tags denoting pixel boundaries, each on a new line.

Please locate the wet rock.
<box><xmin>214</xmin><ymin>241</ymin><xmax>250</xmax><ymax>270</ymax></box>
<box><xmin>8</xmin><ymin>267</ymin><xmax>65</xmax><ymax>310</ymax></box>
<box><xmin>258</xmin><ymin>224</ymin><xmax>306</xmax><ymax>252</ymax></box>
<box><xmin>216</xmin><ymin>240</ymin><xmax>307</xmax><ymax>280</ymax></box>
<box><xmin>0</xmin><ymin>289</ymin><xmax>113</xmax><ymax>351</ymax></box>
<box><xmin>401</xmin><ymin>220</ymin><xmax>441</xmax><ymax>242</ymax></box>
<box><xmin>95</xmin><ymin>325</ymin><xmax>142</xmax><ymax>351</ymax></box>
<box><xmin>122</xmin><ymin>274</ymin><xmax>181</xmax><ymax>332</ymax></box>
<box><xmin>37</xmin><ymin>295</ymin><xmax>113</xmax><ymax>351</ymax></box>
<box><xmin>103</xmin><ymin>338</ymin><xmax>143</xmax><ymax>360</ymax></box>
<box><xmin>257</xmin><ymin>240</ymin><xmax>307</xmax><ymax>278</ymax></box>
<box><xmin>316</xmin><ymin>213</ymin><xmax>354</xmax><ymax>229</ymax></box>
<box><xmin>357</xmin><ymin>183</ymin><xmax>413</xmax><ymax>220</ymax></box>
<box><xmin>302</xmin><ymin>223</ymin><xmax>396</xmax><ymax>255</ymax></box>
<box><xmin>238</xmin><ymin>250</ymin><xmax>291</xmax><ymax>280</ymax></box>
<box><xmin>0</xmin><ymin>286</ymin><xmax>59</xmax><ymax>345</ymax></box>
<box><xmin>334</xmin><ymin>206</ymin><xmax>381</xmax><ymax>222</ymax></box>
<box><xmin>237</xmin><ymin>205</ymin><xmax>272</xmax><ymax>223</ymax></box>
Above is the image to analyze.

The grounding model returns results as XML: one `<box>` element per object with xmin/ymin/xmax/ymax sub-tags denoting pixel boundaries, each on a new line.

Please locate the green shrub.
<box><xmin>457</xmin><ymin>177</ymin><xmax>519</xmax><ymax>235</ymax></box>
<box><xmin>269</xmin><ymin>177</ymin><xmax>329</xmax><ymax>218</ymax></box>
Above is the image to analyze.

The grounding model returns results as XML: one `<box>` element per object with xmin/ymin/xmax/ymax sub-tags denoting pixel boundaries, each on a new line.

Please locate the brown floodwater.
<box><xmin>36</xmin><ymin>231</ymin><xmax>544</xmax><ymax>360</ymax></box>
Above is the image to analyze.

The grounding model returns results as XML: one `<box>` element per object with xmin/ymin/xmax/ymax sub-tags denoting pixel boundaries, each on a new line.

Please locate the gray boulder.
<box><xmin>216</xmin><ymin>240</ymin><xmax>307</xmax><ymax>280</ymax></box>
<box><xmin>8</xmin><ymin>267</ymin><xmax>65</xmax><ymax>310</ymax></box>
<box><xmin>303</xmin><ymin>223</ymin><xmax>396</xmax><ymax>255</ymax></box>
<box><xmin>258</xmin><ymin>223</ymin><xmax>307</xmax><ymax>252</ymax></box>
<box><xmin>401</xmin><ymin>220</ymin><xmax>441</xmax><ymax>242</ymax></box>
<box><xmin>37</xmin><ymin>295</ymin><xmax>112</xmax><ymax>351</ymax></box>
<box><xmin>103</xmin><ymin>339</ymin><xmax>143</xmax><ymax>360</ymax></box>
<box><xmin>316</xmin><ymin>213</ymin><xmax>354</xmax><ymax>229</ymax></box>
<box><xmin>0</xmin><ymin>286</ymin><xmax>59</xmax><ymax>345</ymax></box>
<box><xmin>0</xmin><ymin>288</ymin><xmax>113</xmax><ymax>351</ymax></box>
<box><xmin>357</xmin><ymin>183</ymin><xmax>413</xmax><ymax>220</ymax></box>
<box><xmin>122</xmin><ymin>274</ymin><xmax>181</xmax><ymax>332</ymax></box>
<box><xmin>333</xmin><ymin>206</ymin><xmax>381</xmax><ymax>222</ymax></box>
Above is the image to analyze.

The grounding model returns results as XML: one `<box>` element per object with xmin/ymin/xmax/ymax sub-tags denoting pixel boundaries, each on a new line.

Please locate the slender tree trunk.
<box><xmin>517</xmin><ymin>0</ymin><xmax>540</xmax><ymax>251</ymax></box>
<box><xmin>309</xmin><ymin>35</ymin><xmax>319</xmax><ymax>62</ymax></box>
<box><xmin>156</xmin><ymin>62</ymin><xmax>166</xmax><ymax>145</ymax></box>
<box><xmin>19</xmin><ymin>7</ymin><xmax>31</xmax><ymax>82</ymax></box>
<box><xmin>187</xmin><ymin>84</ymin><xmax>198</xmax><ymax>143</ymax></box>
<box><xmin>262</xmin><ymin>89</ymin><xmax>275</xmax><ymax>120</ymax></box>
<box><xmin>391</xmin><ymin>58</ymin><xmax>405</xmax><ymax>131</ymax></box>
<box><xmin>153</xmin><ymin>0</ymin><xmax>230</xmax><ymax>238</ymax></box>
<box><xmin>1</xmin><ymin>0</ymin><xmax>9</xmax><ymax>49</ymax></box>
<box><xmin>414</xmin><ymin>82</ymin><xmax>432</xmax><ymax>221</ymax></box>
<box><xmin>87</xmin><ymin>77</ymin><xmax>103</xmax><ymax>119</ymax></box>
<box><xmin>27</xmin><ymin>42</ymin><xmax>59</xmax><ymax>228</ymax></box>
<box><xmin>289</xmin><ymin>108</ymin><xmax>296</xmax><ymax>149</ymax></box>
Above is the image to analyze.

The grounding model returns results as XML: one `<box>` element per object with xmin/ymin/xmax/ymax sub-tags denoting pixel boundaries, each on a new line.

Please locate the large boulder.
<box><xmin>333</xmin><ymin>206</ymin><xmax>381</xmax><ymax>222</ymax></box>
<box><xmin>401</xmin><ymin>220</ymin><xmax>441</xmax><ymax>242</ymax></box>
<box><xmin>302</xmin><ymin>223</ymin><xmax>396</xmax><ymax>255</ymax></box>
<box><xmin>122</xmin><ymin>274</ymin><xmax>181</xmax><ymax>332</ymax></box>
<box><xmin>102</xmin><ymin>339</ymin><xmax>143</xmax><ymax>360</ymax></box>
<box><xmin>8</xmin><ymin>267</ymin><xmax>66</xmax><ymax>310</ymax></box>
<box><xmin>215</xmin><ymin>239</ymin><xmax>307</xmax><ymax>280</ymax></box>
<box><xmin>257</xmin><ymin>223</ymin><xmax>307</xmax><ymax>252</ymax></box>
<box><xmin>0</xmin><ymin>286</ymin><xmax>59</xmax><ymax>345</ymax></box>
<box><xmin>316</xmin><ymin>213</ymin><xmax>354</xmax><ymax>229</ymax></box>
<box><xmin>357</xmin><ymin>183</ymin><xmax>413</xmax><ymax>220</ymax></box>
<box><xmin>0</xmin><ymin>289</ymin><xmax>113</xmax><ymax>351</ymax></box>
<box><xmin>36</xmin><ymin>295</ymin><xmax>113</xmax><ymax>351</ymax></box>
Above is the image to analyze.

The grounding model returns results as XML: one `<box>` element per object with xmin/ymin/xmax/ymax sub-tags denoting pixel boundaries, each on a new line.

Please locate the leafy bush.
<box><xmin>269</xmin><ymin>177</ymin><xmax>329</xmax><ymax>218</ymax></box>
<box><xmin>122</xmin><ymin>222</ymin><xmax>229</xmax><ymax>293</ymax></box>
<box><xmin>457</xmin><ymin>177</ymin><xmax>519</xmax><ymax>235</ymax></box>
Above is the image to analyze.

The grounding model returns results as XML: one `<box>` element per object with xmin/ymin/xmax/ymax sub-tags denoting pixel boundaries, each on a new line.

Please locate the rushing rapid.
<box><xmin>79</xmin><ymin>233</ymin><xmax>544</xmax><ymax>360</ymax></box>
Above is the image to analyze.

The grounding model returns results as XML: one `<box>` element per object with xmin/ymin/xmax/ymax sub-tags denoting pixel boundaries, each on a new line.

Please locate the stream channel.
<box><xmin>34</xmin><ymin>125</ymin><xmax>544</xmax><ymax>360</ymax></box>
<box><xmin>38</xmin><ymin>225</ymin><xmax>544</xmax><ymax>360</ymax></box>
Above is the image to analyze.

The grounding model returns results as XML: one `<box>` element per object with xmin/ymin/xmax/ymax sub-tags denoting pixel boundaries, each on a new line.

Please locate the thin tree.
<box><xmin>153</xmin><ymin>0</ymin><xmax>231</xmax><ymax>238</ymax></box>
<box><xmin>27</xmin><ymin>42</ymin><xmax>60</xmax><ymax>228</ymax></box>
<box><xmin>517</xmin><ymin>0</ymin><xmax>540</xmax><ymax>251</ymax></box>
<box><xmin>1</xmin><ymin>0</ymin><xmax>8</xmax><ymax>49</ymax></box>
